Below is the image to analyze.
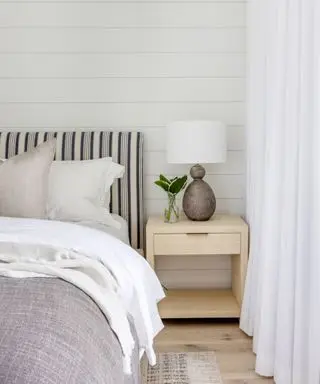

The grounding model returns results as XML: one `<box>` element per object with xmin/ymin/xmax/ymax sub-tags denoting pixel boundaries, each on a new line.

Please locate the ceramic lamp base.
<box><xmin>182</xmin><ymin>164</ymin><xmax>216</xmax><ymax>221</ymax></box>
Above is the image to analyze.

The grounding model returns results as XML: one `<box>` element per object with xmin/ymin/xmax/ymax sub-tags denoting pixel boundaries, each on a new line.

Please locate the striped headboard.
<box><xmin>0</xmin><ymin>131</ymin><xmax>144</xmax><ymax>249</ymax></box>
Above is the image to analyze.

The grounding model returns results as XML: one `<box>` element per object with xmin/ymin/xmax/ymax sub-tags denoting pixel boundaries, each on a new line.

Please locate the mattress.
<box><xmin>77</xmin><ymin>214</ymin><xmax>130</xmax><ymax>245</ymax></box>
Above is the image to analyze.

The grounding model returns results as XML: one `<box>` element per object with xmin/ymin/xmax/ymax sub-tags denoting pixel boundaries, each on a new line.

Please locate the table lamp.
<box><xmin>166</xmin><ymin>121</ymin><xmax>227</xmax><ymax>221</ymax></box>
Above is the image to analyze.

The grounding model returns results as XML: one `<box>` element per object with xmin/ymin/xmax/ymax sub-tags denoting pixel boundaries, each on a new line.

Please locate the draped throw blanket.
<box><xmin>0</xmin><ymin>217</ymin><xmax>165</xmax><ymax>375</ymax></box>
<box><xmin>0</xmin><ymin>244</ymin><xmax>134</xmax><ymax>373</ymax></box>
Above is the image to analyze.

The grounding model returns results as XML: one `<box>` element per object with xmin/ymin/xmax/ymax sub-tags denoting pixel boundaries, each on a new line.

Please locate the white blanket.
<box><xmin>0</xmin><ymin>217</ymin><xmax>165</xmax><ymax>374</ymax></box>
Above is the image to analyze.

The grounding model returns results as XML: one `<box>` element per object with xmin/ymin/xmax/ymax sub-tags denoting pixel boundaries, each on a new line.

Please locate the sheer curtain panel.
<box><xmin>241</xmin><ymin>0</ymin><xmax>320</xmax><ymax>383</ymax></box>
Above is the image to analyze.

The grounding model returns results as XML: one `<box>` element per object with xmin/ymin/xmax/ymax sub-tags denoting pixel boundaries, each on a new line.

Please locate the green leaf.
<box><xmin>155</xmin><ymin>179</ymin><xmax>169</xmax><ymax>192</ymax></box>
<box><xmin>160</xmin><ymin>174</ymin><xmax>170</xmax><ymax>184</ymax></box>
<box><xmin>169</xmin><ymin>175</ymin><xmax>188</xmax><ymax>195</ymax></box>
<box><xmin>170</xmin><ymin>177</ymin><xmax>178</xmax><ymax>182</ymax></box>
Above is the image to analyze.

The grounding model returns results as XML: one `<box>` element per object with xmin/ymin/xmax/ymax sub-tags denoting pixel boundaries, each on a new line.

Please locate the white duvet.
<box><xmin>0</xmin><ymin>217</ymin><xmax>165</xmax><ymax>374</ymax></box>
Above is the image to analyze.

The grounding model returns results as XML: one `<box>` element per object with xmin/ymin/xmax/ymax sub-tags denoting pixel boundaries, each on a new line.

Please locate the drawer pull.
<box><xmin>186</xmin><ymin>233</ymin><xmax>209</xmax><ymax>236</ymax></box>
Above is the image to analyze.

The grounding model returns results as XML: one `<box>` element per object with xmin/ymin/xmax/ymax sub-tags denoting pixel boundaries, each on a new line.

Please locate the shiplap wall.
<box><xmin>0</xmin><ymin>0</ymin><xmax>246</xmax><ymax>289</ymax></box>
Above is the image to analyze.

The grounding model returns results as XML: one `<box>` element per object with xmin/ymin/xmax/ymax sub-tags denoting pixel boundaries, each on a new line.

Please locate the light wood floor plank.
<box><xmin>155</xmin><ymin>321</ymin><xmax>274</xmax><ymax>383</ymax></box>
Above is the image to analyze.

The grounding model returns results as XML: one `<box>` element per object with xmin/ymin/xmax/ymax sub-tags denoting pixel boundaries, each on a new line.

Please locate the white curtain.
<box><xmin>241</xmin><ymin>0</ymin><xmax>320</xmax><ymax>383</ymax></box>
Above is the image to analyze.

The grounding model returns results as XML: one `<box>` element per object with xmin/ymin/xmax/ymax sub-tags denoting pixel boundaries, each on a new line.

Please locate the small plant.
<box><xmin>154</xmin><ymin>174</ymin><xmax>188</xmax><ymax>223</ymax></box>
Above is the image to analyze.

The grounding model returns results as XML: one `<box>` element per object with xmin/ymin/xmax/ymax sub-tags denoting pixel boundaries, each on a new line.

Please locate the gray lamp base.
<box><xmin>182</xmin><ymin>164</ymin><xmax>216</xmax><ymax>221</ymax></box>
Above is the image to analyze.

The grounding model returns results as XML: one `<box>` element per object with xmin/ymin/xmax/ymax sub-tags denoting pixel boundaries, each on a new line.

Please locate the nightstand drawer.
<box><xmin>154</xmin><ymin>233</ymin><xmax>241</xmax><ymax>255</ymax></box>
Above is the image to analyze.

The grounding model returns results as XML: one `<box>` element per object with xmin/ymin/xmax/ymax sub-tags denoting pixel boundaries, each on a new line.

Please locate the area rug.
<box><xmin>141</xmin><ymin>351</ymin><xmax>223</xmax><ymax>384</ymax></box>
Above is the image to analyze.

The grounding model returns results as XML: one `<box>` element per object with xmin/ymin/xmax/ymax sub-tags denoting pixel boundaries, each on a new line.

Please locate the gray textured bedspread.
<box><xmin>0</xmin><ymin>277</ymin><xmax>140</xmax><ymax>384</ymax></box>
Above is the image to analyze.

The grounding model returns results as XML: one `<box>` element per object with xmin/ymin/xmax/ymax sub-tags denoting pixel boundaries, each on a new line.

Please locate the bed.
<box><xmin>0</xmin><ymin>131</ymin><xmax>164</xmax><ymax>384</ymax></box>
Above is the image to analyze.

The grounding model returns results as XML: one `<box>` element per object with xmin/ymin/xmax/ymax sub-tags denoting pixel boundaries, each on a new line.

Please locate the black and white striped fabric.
<box><xmin>0</xmin><ymin>131</ymin><xmax>144</xmax><ymax>249</ymax></box>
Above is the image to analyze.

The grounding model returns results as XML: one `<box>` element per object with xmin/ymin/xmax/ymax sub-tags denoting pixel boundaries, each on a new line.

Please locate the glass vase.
<box><xmin>164</xmin><ymin>193</ymin><xmax>179</xmax><ymax>223</ymax></box>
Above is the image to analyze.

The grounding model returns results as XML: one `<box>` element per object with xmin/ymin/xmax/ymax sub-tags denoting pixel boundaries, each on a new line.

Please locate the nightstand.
<box><xmin>146</xmin><ymin>215</ymin><xmax>249</xmax><ymax>319</ymax></box>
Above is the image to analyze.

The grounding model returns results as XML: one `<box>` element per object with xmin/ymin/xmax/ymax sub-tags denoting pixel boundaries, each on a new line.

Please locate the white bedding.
<box><xmin>0</xmin><ymin>217</ymin><xmax>165</xmax><ymax>373</ymax></box>
<box><xmin>78</xmin><ymin>214</ymin><xmax>130</xmax><ymax>245</ymax></box>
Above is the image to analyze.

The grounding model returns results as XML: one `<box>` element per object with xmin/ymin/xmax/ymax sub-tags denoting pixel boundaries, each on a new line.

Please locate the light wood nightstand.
<box><xmin>146</xmin><ymin>215</ymin><xmax>249</xmax><ymax>319</ymax></box>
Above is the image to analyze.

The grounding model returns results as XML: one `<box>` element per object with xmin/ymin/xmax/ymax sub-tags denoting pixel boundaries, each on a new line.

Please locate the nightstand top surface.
<box><xmin>147</xmin><ymin>214</ymin><xmax>247</xmax><ymax>233</ymax></box>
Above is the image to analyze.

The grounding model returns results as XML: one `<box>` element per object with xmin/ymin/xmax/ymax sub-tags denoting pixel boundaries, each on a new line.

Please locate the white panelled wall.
<box><xmin>0</xmin><ymin>0</ymin><xmax>246</xmax><ymax>289</ymax></box>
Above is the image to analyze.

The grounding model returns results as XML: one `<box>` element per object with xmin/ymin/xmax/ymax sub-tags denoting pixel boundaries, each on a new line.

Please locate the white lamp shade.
<box><xmin>166</xmin><ymin>121</ymin><xmax>227</xmax><ymax>164</ymax></box>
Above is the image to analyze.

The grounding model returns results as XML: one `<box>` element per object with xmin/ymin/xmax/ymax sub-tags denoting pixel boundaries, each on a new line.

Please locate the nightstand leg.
<box><xmin>232</xmin><ymin>255</ymin><xmax>242</xmax><ymax>306</ymax></box>
<box><xmin>146</xmin><ymin>230</ymin><xmax>155</xmax><ymax>269</ymax></box>
<box><xmin>232</xmin><ymin>229</ymin><xmax>249</xmax><ymax>308</ymax></box>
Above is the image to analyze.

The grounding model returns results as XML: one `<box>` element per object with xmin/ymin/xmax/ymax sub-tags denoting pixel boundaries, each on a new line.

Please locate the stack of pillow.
<box><xmin>0</xmin><ymin>139</ymin><xmax>124</xmax><ymax>229</ymax></box>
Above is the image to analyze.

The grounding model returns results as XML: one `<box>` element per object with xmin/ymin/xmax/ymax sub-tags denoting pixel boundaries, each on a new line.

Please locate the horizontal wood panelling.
<box><xmin>0</xmin><ymin>102</ymin><xmax>245</xmax><ymax>127</ymax></box>
<box><xmin>144</xmin><ymin>175</ymin><xmax>245</xmax><ymax>200</ymax></box>
<box><xmin>0</xmin><ymin>4</ymin><xmax>245</xmax><ymax>28</ymax></box>
<box><xmin>145</xmin><ymin>198</ymin><xmax>245</xmax><ymax>217</ymax></box>
<box><xmin>0</xmin><ymin>28</ymin><xmax>245</xmax><ymax>54</ymax></box>
<box><xmin>0</xmin><ymin>78</ymin><xmax>245</xmax><ymax>103</ymax></box>
<box><xmin>1</xmin><ymin>0</ymin><xmax>246</xmax><ymax>289</ymax></box>
<box><xmin>144</xmin><ymin>150</ymin><xmax>245</xmax><ymax>176</ymax></box>
<box><xmin>0</xmin><ymin>53</ymin><xmax>245</xmax><ymax>78</ymax></box>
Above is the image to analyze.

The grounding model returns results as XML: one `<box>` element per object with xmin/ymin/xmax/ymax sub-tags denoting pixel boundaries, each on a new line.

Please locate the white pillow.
<box><xmin>47</xmin><ymin>157</ymin><xmax>125</xmax><ymax>228</ymax></box>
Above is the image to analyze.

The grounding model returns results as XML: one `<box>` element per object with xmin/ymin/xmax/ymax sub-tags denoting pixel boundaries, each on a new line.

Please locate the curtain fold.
<box><xmin>241</xmin><ymin>0</ymin><xmax>320</xmax><ymax>382</ymax></box>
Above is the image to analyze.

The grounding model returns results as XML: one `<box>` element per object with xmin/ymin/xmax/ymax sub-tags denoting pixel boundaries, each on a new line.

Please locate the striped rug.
<box><xmin>141</xmin><ymin>352</ymin><xmax>223</xmax><ymax>384</ymax></box>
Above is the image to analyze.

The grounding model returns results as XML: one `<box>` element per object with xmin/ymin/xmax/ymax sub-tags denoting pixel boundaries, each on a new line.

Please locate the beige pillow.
<box><xmin>0</xmin><ymin>139</ymin><xmax>56</xmax><ymax>219</ymax></box>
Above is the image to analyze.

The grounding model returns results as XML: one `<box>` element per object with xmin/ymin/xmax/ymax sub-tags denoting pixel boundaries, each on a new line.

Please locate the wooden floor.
<box><xmin>154</xmin><ymin>320</ymin><xmax>274</xmax><ymax>383</ymax></box>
